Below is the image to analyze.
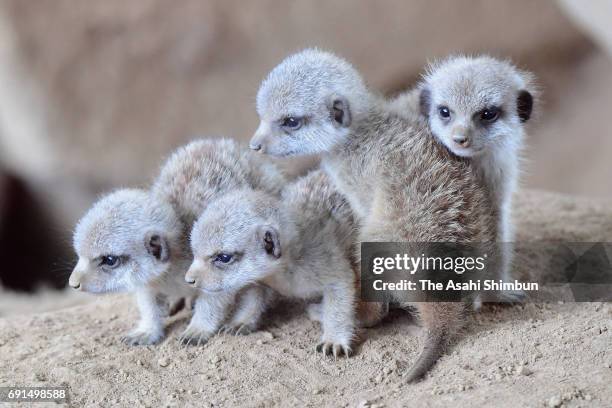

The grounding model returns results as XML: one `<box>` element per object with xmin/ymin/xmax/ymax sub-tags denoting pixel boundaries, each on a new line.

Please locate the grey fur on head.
<box><xmin>251</xmin><ymin>48</ymin><xmax>373</xmax><ymax>156</ymax></box>
<box><xmin>418</xmin><ymin>55</ymin><xmax>536</xmax><ymax>158</ymax></box>
<box><xmin>72</xmin><ymin>188</ymin><xmax>182</xmax><ymax>293</ymax></box>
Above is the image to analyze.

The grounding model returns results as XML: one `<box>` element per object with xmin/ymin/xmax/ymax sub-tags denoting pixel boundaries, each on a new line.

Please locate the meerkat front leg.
<box><xmin>179</xmin><ymin>292</ymin><xmax>234</xmax><ymax>346</ymax></box>
<box><xmin>122</xmin><ymin>288</ymin><xmax>165</xmax><ymax>346</ymax></box>
<box><xmin>223</xmin><ymin>286</ymin><xmax>274</xmax><ymax>335</ymax></box>
<box><xmin>316</xmin><ymin>279</ymin><xmax>356</xmax><ymax>358</ymax></box>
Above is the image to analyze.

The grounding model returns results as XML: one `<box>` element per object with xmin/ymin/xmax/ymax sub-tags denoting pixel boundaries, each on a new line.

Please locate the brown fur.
<box><xmin>326</xmin><ymin>104</ymin><xmax>496</xmax><ymax>381</ymax></box>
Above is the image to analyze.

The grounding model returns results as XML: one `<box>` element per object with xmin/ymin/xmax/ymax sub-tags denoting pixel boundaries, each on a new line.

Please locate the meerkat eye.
<box><xmin>438</xmin><ymin>106</ymin><xmax>451</xmax><ymax>120</ymax></box>
<box><xmin>213</xmin><ymin>253</ymin><xmax>234</xmax><ymax>264</ymax></box>
<box><xmin>480</xmin><ymin>107</ymin><xmax>500</xmax><ymax>122</ymax></box>
<box><xmin>99</xmin><ymin>255</ymin><xmax>121</xmax><ymax>269</ymax></box>
<box><xmin>281</xmin><ymin>117</ymin><xmax>303</xmax><ymax>130</ymax></box>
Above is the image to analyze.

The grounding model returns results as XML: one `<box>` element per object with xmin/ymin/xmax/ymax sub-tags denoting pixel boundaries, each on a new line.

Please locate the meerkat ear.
<box><xmin>419</xmin><ymin>87</ymin><xmax>431</xmax><ymax>118</ymax></box>
<box><xmin>145</xmin><ymin>232</ymin><xmax>170</xmax><ymax>262</ymax></box>
<box><xmin>256</xmin><ymin>225</ymin><xmax>281</xmax><ymax>258</ymax></box>
<box><xmin>328</xmin><ymin>95</ymin><xmax>352</xmax><ymax>128</ymax></box>
<box><xmin>517</xmin><ymin>90</ymin><xmax>533</xmax><ymax>123</ymax></box>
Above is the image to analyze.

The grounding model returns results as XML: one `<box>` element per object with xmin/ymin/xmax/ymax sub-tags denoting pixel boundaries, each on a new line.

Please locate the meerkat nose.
<box><xmin>452</xmin><ymin>134</ymin><xmax>469</xmax><ymax>147</ymax></box>
<box><xmin>185</xmin><ymin>276</ymin><xmax>196</xmax><ymax>285</ymax></box>
<box><xmin>250</xmin><ymin>143</ymin><xmax>262</xmax><ymax>151</ymax></box>
<box><xmin>70</xmin><ymin>282</ymin><xmax>81</xmax><ymax>289</ymax></box>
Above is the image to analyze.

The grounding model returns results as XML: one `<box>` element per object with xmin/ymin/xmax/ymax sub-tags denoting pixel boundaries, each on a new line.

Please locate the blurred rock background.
<box><xmin>0</xmin><ymin>1</ymin><xmax>611</xmax><ymax>301</ymax></box>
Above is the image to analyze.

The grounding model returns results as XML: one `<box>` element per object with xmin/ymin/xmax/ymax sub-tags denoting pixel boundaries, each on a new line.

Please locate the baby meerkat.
<box><xmin>70</xmin><ymin>188</ymin><xmax>199</xmax><ymax>345</ymax></box>
<box><xmin>186</xmin><ymin>170</ymin><xmax>362</xmax><ymax>358</ymax></box>
<box><xmin>70</xmin><ymin>138</ymin><xmax>283</xmax><ymax>346</ymax></box>
<box><xmin>399</xmin><ymin>56</ymin><xmax>536</xmax><ymax>303</ymax></box>
<box><xmin>250</xmin><ymin>49</ymin><xmax>496</xmax><ymax>381</ymax></box>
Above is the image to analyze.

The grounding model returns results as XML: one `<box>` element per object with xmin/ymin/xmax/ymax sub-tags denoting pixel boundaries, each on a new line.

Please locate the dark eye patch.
<box><xmin>478</xmin><ymin>106</ymin><xmax>501</xmax><ymax>123</ymax></box>
<box><xmin>214</xmin><ymin>253</ymin><xmax>233</xmax><ymax>263</ymax></box>
<box><xmin>212</xmin><ymin>252</ymin><xmax>240</xmax><ymax>266</ymax></box>
<box><xmin>438</xmin><ymin>106</ymin><xmax>451</xmax><ymax>120</ymax></box>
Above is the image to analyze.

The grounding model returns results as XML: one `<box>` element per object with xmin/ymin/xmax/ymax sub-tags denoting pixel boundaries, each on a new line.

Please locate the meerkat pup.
<box><xmin>70</xmin><ymin>188</ymin><xmax>200</xmax><ymax>345</ymax></box>
<box><xmin>397</xmin><ymin>56</ymin><xmax>536</xmax><ymax>303</ymax></box>
<box><xmin>70</xmin><ymin>138</ymin><xmax>283</xmax><ymax>345</ymax></box>
<box><xmin>186</xmin><ymin>170</ymin><xmax>362</xmax><ymax>358</ymax></box>
<box><xmin>250</xmin><ymin>49</ymin><xmax>497</xmax><ymax>380</ymax></box>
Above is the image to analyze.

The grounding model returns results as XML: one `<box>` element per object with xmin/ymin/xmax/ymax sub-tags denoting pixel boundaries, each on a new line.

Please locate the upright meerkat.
<box><xmin>395</xmin><ymin>56</ymin><xmax>536</xmax><ymax>303</ymax></box>
<box><xmin>70</xmin><ymin>138</ymin><xmax>284</xmax><ymax>345</ymax></box>
<box><xmin>186</xmin><ymin>170</ymin><xmax>365</xmax><ymax>358</ymax></box>
<box><xmin>250</xmin><ymin>49</ymin><xmax>496</xmax><ymax>381</ymax></box>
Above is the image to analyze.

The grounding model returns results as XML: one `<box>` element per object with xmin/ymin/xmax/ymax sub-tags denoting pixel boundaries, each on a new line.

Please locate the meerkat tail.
<box><xmin>405</xmin><ymin>302</ymin><xmax>464</xmax><ymax>382</ymax></box>
<box><xmin>404</xmin><ymin>327</ymin><xmax>447</xmax><ymax>382</ymax></box>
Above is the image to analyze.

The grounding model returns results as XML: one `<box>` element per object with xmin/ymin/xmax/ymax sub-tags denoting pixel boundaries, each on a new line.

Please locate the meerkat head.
<box><xmin>419</xmin><ymin>56</ymin><xmax>535</xmax><ymax>158</ymax></box>
<box><xmin>250</xmin><ymin>48</ymin><xmax>372</xmax><ymax>156</ymax></box>
<box><xmin>185</xmin><ymin>189</ymin><xmax>283</xmax><ymax>293</ymax></box>
<box><xmin>69</xmin><ymin>189</ymin><xmax>183</xmax><ymax>293</ymax></box>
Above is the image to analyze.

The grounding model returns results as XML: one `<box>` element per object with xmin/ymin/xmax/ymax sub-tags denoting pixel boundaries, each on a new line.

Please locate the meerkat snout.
<box><xmin>184</xmin><ymin>261</ymin><xmax>205</xmax><ymax>287</ymax></box>
<box><xmin>249</xmin><ymin>122</ymin><xmax>271</xmax><ymax>153</ymax></box>
<box><xmin>452</xmin><ymin>134</ymin><xmax>469</xmax><ymax>147</ymax></box>
<box><xmin>68</xmin><ymin>278</ymin><xmax>81</xmax><ymax>290</ymax></box>
<box><xmin>68</xmin><ymin>258</ymin><xmax>89</xmax><ymax>290</ymax></box>
<box><xmin>450</xmin><ymin>123</ymin><xmax>470</xmax><ymax>147</ymax></box>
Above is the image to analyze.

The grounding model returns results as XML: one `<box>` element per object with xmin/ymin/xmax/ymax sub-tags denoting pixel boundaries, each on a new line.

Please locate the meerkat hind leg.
<box><xmin>356</xmin><ymin>301</ymin><xmax>389</xmax><ymax>328</ymax></box>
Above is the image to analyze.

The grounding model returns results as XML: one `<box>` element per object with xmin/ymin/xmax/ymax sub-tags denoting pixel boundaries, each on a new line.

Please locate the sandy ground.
<box><xmin>0</xmin><ymin>190</ymin><xmax>611</xmax><ymax>408</ymax></box>
<box><xmin>0</xmin><ymin>287</ymin><xmax>92</xmax><ymax>318</ymax></box>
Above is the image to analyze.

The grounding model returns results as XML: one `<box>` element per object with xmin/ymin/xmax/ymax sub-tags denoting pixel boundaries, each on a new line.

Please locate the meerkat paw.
<box><xmin>306</xmin><ymin>303</ymin><xmax>323</xmax><ymax>322</ymax></box>
<box><xmin>179</xmin><ymin>326</ymin><xmax>213</xmax><ymax>346</ymax></box>
<box><xmin>315</xmin><ymin>336</ymin><xmax>353</xmax><ymax>359</ymax></box>
<box><xmin>121</xmin><ymin>328</ymin><xmax>164</xmax><ymax>346</ymax></box>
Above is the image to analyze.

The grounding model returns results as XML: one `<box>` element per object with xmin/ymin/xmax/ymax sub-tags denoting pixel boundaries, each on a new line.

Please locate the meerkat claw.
<box><xmin>179</xmin><ymin>329</ymin><xmax>211</xmax><ymax>346</ymax></box>
<box><xmin>234</xmin><ymin>324</ymin><xmax>254</xmax><ymax>336</ymax></box>
<box><xmin>334</xmin><ymin>344</ymin><xmax>352</xmax><ymax>359</ymax></box>
<box><xmin>121</xmin><ymin>330</ymin><xmax>163</xmax><ymax>346</ymax></box>
<box><xmin>316</xmin><ymin>341</ymin><xmax>351</xmax><ymax>359</ymax></box>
